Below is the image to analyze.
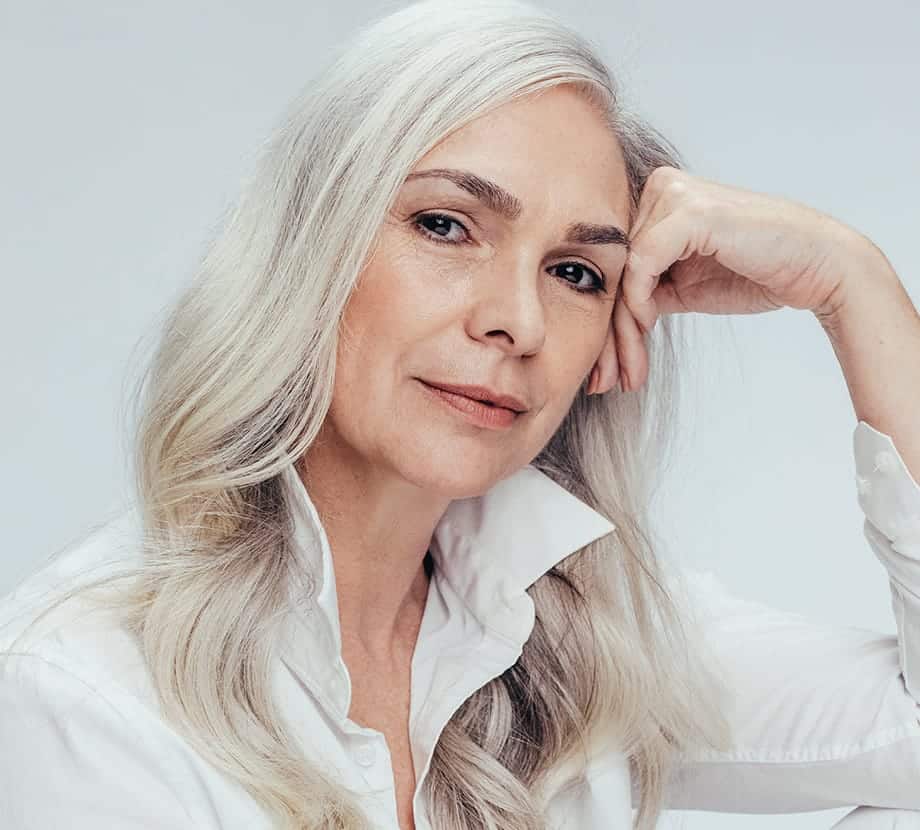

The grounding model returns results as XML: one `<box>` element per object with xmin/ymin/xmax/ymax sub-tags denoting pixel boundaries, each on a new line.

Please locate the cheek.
<box><xmin>555</xmin><ymin>306</ymin><xmax>612</xmax><ymax>373</ymax></box>
<box><xmin>359</xmin><ymin>238</ymin><xmax>463</xmax><ymax>323</ymax></box>
<box><xmin>336</xmin><ymin>250</ymin><xmax>442</xmax><ymax>391</ymax></box>
<box><xmin>343</xmin><ymin>258</ymin><xmax>413</xmax><ymax>345</ymax></box>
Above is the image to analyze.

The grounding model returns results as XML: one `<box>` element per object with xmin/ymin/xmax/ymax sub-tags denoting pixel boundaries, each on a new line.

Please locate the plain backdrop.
<box><xmin>1</xmin><ymin>1</ymin><xmax>918</xmax><ymax>828</ymax></box>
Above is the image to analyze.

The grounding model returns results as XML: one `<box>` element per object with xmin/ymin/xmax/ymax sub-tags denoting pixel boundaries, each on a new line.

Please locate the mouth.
<box><xmin>416</xmin><ymin>379</ymin><xmax>524</xmax><ymax>429</ymax></box>
<box><xmin>416</xmin><ymin>379</ymin><xmax>528</xmax><ymax>414</ymax></box>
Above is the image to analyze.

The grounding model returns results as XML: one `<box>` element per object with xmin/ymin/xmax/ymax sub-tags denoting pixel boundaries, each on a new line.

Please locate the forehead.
<box><xmin>411</xmin><ymin>85</ymin><xmax>632</xmax><ymax>229</ymax></box>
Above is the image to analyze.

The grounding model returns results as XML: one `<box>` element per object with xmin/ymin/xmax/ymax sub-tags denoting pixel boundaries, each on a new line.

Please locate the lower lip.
<box><xmin>418</xmin><ymin>380</ymin><xmax>520</xmax><ymax>429</ymax></box>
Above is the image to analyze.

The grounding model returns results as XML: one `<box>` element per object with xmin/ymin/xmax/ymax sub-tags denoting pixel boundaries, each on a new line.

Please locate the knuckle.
<box><xmin>649</xmin><ymin>165</ymin><xmax>682</xmax><ymax>189</ymax></box>
<box><xmin>649</xmin><ymin>164</ymin><xmax>679</xmax><ymax>181</ymax></box>
<box><xmin>684</xmin><ymin>194</ymin><xmax>710</xmax><ymax>218</ymax></box>
<box><xmin>663</xmin><ymin>177</ymin><xmax>689</xmax><ymax>202</ymax></box>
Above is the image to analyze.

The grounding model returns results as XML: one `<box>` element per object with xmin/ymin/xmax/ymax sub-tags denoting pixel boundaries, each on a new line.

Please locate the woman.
<box><xmin>1</xmin><ymin>1</ymin><xmax>918</xmax><ymax>828</ymax></box>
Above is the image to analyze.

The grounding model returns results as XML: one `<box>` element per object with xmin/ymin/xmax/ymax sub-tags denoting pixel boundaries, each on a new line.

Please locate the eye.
<box><xmin>413</xmin><ymin>212</ymin><xmax>471</xmax><ymax>245</ymax></box>
<box><xmin>412</xmin><ymin>212</ymin><xmax>607</xmax><ymax>295</ymax></box>
<box><xmin>549</xmin><ymin>262</ymin><xmax>607</xmax><ymax>294</ymax></box>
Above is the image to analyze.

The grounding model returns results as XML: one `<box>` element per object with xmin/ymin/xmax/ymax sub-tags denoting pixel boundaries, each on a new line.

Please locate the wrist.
<box><xmin>811</xmin><ymin>230</ymin><xmax>898</xmax><ymax>328</ymax></box>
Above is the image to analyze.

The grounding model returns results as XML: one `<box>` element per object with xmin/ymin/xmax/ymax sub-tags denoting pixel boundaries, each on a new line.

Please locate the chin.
<box><xmin>392</xmin><ymin>445</ymin><xmax>511</xmax><ymax>497</ymax></box>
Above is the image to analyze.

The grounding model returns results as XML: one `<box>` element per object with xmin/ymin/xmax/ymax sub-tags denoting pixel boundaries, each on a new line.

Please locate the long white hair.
<box><xmin>2</xmin><ymin>1</ymin><xmax>733</xmax><ymax>827</ymax></box>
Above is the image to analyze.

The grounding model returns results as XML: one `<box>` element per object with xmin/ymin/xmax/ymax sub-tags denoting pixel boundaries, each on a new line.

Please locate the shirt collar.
<box><xmin>281</xmin><ymin>462</ymin><xmax>615</xmax><ymax>633</ymax></box>
<box><xmin>426</xmin><ymin>464</ymin><xmax>617</xmax><ymax>634</ymax></box>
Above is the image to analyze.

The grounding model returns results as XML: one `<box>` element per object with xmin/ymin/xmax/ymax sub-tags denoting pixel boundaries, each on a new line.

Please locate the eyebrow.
<box><xmin>403</xmin><ymin>167</ymin><xmax>630</xmax><ymax>248</ymax></box>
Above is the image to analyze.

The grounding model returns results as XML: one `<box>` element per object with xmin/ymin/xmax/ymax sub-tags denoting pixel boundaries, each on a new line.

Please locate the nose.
<box><xmin>464</xmin><ymin>253</ymin><xmax>547</xmax><ymax>356</ymax></box>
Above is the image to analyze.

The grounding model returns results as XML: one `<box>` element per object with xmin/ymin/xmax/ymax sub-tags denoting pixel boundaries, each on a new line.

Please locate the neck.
<box><xmin>296</xmin><ymin>443</ymin><xmax>447</xmax><ymax>663</ymax></box>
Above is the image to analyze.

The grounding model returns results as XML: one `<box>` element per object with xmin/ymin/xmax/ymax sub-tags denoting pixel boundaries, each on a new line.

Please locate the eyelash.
<box><xmin>412</xmin><ymin>212</ymin><xmax>607</xmax><ymax>295</ymax></box>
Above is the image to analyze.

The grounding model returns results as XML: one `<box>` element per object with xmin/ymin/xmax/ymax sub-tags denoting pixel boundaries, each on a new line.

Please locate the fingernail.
<box><xmin>620</xmin><ymin>367</ymin><xmax>629</xmax><ymax>391</ymax></box>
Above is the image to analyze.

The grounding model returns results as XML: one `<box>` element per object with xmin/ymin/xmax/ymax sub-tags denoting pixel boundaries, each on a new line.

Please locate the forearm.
<box><xmin>814</xmin><ymin>234</ymin><xmax>920</xmax><ymax>480</ymax></box>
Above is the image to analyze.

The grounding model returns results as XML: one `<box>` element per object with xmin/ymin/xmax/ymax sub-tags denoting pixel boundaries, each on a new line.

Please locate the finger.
<box><xmin>591</xmin><ymin>312</ymin><xmax>620</xmax><ymax>395</ymax></box>
<box><xmin>650</xmin><ymin>278</ymin><xmax>690</xmax><ymax>316</ymax></box>
<box><xmin>650</xmin><ymin>256</ymin><xmax>735</xmax><ymax>316</ymax></box>
<box><xmin>623</xmin><ymin>209</ymin><xmax>700</xmax><ymax>333</ymax></box>
<box><xmin>629</xmin><ymin>166</ymin><xmax>687</xmax><ymax>242</ymax></box>
<box><xmin>613</xmin><ymin>286</ymin><xmax>648</xmax><ymax>392</ymax></box>
<box><xmin>655</xmin><ymin>274</ymin><xmax>784</xmax><ymax>316</ymax></box>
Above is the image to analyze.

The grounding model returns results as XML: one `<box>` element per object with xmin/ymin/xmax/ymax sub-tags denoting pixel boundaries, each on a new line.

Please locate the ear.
<box><xmin>591</xmin><ymin>314</ymin><xmax>620</xmax><ymax>395</ymax></box>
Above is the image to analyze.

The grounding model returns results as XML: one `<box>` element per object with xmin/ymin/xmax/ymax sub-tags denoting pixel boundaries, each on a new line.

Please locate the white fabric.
<box><xmin>1</xmin><ymin>419</ymin><xmax>919</xmax><ymax>829</ymax></box>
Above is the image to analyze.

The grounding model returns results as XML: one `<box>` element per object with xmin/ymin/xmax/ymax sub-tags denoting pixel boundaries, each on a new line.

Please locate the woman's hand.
<box><xmin>589</xmin><ymin>166</ymin><xmax>872</xmax><ymax>394</ymax></box>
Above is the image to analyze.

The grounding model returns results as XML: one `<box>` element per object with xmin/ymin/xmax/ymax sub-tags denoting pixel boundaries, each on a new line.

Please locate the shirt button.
<box><xmin>354</xmin><ymin>741</ymin><xmax>376</xmax><ymax>767</ymax></box>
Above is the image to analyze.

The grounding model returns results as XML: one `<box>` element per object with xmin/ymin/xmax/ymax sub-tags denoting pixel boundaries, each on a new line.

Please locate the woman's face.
<box><xmin>328</xmin><ymin>85</ymin><xmax>632</xmax><ymax>497</ymax></box>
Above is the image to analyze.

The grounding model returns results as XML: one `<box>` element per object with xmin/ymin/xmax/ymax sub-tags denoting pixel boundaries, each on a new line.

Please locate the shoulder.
<box><xmin>0</xmin><ymin>507</ymin><xmax>156</xmax><ymax>708</ymax></box>
<box><xmin>0</xmin><ymin>511</ymin><xmax>245</xmax><ymax>827</ymax></box>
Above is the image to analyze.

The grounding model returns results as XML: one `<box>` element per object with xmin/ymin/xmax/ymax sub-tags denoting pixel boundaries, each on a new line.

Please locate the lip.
<box><xmin>417</xmin><ymin>380</ymin><xmax>522</xmax><ymax>430</ymax></box>
<box><xmin>417</xmin><ymin>380</ymin><xmax>529</xmax><ymax>413</ymax></box>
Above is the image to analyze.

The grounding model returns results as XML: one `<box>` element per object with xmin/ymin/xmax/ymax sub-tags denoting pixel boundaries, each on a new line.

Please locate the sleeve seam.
<box><xmin>681</xmin><ymin>718</ymin><xmax>920</xmax><ymax>764</ymax></box>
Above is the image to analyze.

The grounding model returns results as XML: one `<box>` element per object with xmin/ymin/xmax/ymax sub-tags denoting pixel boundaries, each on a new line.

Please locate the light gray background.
<box><xmin>1</xmin><ymin>1</ymin><xmax>917</xmax><ymax>827</ymax></box>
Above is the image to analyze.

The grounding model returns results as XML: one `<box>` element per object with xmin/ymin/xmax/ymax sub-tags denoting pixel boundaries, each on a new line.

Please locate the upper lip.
<box><xmin>420</xmin><ymin>379</ymin><xmax>529</xmax><ymax>413</ymax></box>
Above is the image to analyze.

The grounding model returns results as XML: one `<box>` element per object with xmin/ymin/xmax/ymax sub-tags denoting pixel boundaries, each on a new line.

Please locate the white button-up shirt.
<box><xmin>1</xmin><ymin>420</ymin><xmax>919</xmax><ymax>829</ymax></box>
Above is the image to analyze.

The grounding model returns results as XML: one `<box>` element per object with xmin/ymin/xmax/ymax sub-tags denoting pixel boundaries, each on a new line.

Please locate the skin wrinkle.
<box><xmin>403</xmin><ymin>167</ymin><xmax>632</xmax><ymax>248</ymax></box>
<box><xmin>298</xmin><ymin>86</ymin><xmax>632</xmax><ymax>670</ymax></box>
<box><xmin>290</xmin><ymin>88</ymin><xmax>634</xmax><ymax>830</ymax></box>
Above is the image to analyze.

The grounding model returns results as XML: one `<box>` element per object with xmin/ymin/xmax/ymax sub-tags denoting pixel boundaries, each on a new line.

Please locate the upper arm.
<box><xmin>662</xmin><ymin>422</ymin><xmax>920</xmax><ymax>813</ymax></box>
<box><xmin>0</xmin><ymin>653</ymin><xmax>204</xmax><ymax>829</ymax></box>
<box><xmin>663</xmin><ymin>569</ymin><xmax>920</xmax><ymax>812</ymax></box>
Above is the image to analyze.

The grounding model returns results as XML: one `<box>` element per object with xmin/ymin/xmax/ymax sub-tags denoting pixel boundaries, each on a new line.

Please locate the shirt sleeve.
<box><xmin>831</xmin><ymin>805</ymin><xmax>920</xmax><ymax>829</ymax></box>
<box><xmin>662</xmin><ymin>419</ymin><xmax>920</xmax><ymax>813</ymax></box>
<box><xmin>0</xmin><ymin>653</ymin><xmax>202</xmax><ymax>828</ymax></box>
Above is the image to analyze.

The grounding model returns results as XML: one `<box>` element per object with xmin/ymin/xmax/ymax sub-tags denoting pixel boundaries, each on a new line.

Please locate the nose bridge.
<box><xmin>469</xmin><ymin>244</ymin><xmax>546</xmax><ymax>353</ymax></box>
